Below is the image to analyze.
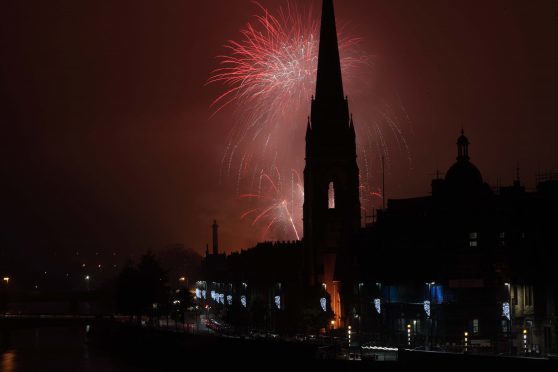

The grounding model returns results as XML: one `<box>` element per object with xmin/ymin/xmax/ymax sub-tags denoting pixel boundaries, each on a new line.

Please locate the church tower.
<box><xmin>303</xmin><ymin>0</ymin><xmax>361</xmax><ymax>325</ymax></box>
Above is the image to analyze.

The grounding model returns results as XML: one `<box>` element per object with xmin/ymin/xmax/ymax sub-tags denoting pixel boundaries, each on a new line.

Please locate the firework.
<box><xmin>240</xmin><ymin>168</ymin><xmax>303</xmax><ymax>241</ymax></box>
<box><xmin>209</xmin><ymin>1</ymin><xmax>411</xmax><ymax>240</ymax></box>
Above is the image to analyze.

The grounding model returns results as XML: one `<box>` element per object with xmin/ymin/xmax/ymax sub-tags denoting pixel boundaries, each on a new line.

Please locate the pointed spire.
<box><xmin>315</xmin><ymin>0</ymin><xmax>344</xmax><ymax>102</ymax></box>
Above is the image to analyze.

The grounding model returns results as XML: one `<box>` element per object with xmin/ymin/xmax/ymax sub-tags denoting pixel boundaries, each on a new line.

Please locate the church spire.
<box><xmin>315</xmin><ymin>0</ymin><xmax>344</xmax><ymax>102</ymax></box>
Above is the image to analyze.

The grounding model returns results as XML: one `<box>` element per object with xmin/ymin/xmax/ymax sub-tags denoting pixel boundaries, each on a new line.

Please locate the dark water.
<box><xmin>1</xmin><ymin>327</ymin><xmax>142</xmax><ymax>372</ymax></box>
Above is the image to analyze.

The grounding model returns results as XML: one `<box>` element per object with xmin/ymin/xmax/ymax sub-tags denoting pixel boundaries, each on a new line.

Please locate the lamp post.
<box><xmin>427</xmin><ymin>282</ymin><xmax>435</xmax><ymax>350</ymax></box>
<box><xmin>522</xmin><ymin>329</ymin><xmax>528</xmax><ymax>355</ymax></box>
<box><xmin>348</xmin><ymin>325</ymin><xmax>352</xmax><ymax>359</ymax></box>
<box><xmin>1</xmin><ymin>277</ymin><xmax>9</xmax><ymax>313</ymax></box>
<box><xmin>504</xmin><ymin>282</ymin><xmax>513</xmax><ymax>355</ymax></box>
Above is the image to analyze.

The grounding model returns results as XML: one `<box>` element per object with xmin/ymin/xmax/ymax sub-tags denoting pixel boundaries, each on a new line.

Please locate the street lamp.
<box><xmin>2</xmin><ymin>277</ymin><xmax>10</xmax><ymax>313</ymax></box>
<box><xmin>347</xmin><ymin>325</ymin><xmax>352</xmax><ymax>359</ymax></box>
<box><xmin>504</xmin><ymin>282</ymin><xmax>513</xmax><ymax>355</ymax></box>
<box><xmin>523</xmin><ymin>329</ymin><xmax>528</xmax><ymax>354</ymax></box>
<box><xmin>426</xmin><ymin>282</ymin><xmax>435</xmax><ymax>350</ymax></box>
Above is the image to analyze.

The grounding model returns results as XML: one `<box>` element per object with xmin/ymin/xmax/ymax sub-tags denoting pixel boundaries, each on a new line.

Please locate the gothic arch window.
<box><xmin>328</xmin><ymin>182</ymin><xmax>335</xmax><ymax>209</ymax></box>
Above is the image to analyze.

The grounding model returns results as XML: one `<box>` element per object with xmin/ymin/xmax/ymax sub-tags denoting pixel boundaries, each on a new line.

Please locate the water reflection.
<box><xmin>0</xmin><ymin>326</ymin><xmax>140</xmax><ymax>372</ymax></box>
<box><xmin>1</xmin><ymin>350</ymin><xmax>16</xmax><ymax>372</ymax></box>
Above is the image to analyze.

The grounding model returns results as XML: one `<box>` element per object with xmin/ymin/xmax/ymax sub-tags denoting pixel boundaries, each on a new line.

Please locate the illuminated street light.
<box><xmin>2</xmin><ymin>277</ymin><xmax>9</xmax><ymax>284</ymax></box>
<box><xmin>407</xmin><ymin>324</ymin><xmax>412</xmax><ymax>347</ymax></box>
<box><xmin>464</xmin><ymin>331</ymin><xmax>469</xmax><ymax>352</ymax></box>
<box><xmin>348</xmin><ymin>325</ymin><xmax>352</xmax><ymax>354</ymax></box>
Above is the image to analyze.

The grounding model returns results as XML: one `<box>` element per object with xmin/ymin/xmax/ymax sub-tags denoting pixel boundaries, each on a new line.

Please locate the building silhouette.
<box><xmin>303</xmin><ymin>0</ymin><xmax>361</xmax><ymax>328</ymax></box>
<box><xmin>351</xmin><ymin>131</ymin><xmax>558</xmax><ymax>354</ymax></box>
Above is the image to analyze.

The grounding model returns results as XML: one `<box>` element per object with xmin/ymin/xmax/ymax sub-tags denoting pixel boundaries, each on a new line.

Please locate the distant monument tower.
<box><xmin>303</xmin><ymin>0</ymin><xmax>361</xmax><ymax>327</ymax></box>
<box><xmin>212</xmin><ymin>220</ymin><xmax>219</xmax><ymax>255</ymax></box>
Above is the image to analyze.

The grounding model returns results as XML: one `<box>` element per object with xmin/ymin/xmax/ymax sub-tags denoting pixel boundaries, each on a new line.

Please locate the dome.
<box><xmin>445</xmin><ymin>160</ymin><xmax>483</xmax><ymax>188</ymax></box>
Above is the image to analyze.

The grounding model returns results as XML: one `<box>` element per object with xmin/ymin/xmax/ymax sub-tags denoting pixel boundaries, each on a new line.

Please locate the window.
<box><xmin>414</xmin><ymin>319</ymin><xmax>421</xmax><ymax>333</ymax></box>
<box><xmin>469</xmin><ymin>232</ymin><xmax>478</xmax><ymax>247</ymax></box>
<box><xmin>328</xmin><ymin>182</ymin><xmax>335</xmax><ymax>209</ymax></box>
<box><xmin>473</xmin><ymin>319</ymin><xmax>479</xmax><ymax>334</ymax></box>
<box><xmin>502</xmin><ymin>320</ymin><xmax>509</xmax><ymax>333</ymax></box>
<box><xmin>525</xmin><ymin>286</ymin><xmax>533</xmax><ymax>307</ymax></box>
<box><xmin>397</xmin><ymin>318</ymin><xmax>406</xmax><ymax>331</ymax></box>
<box><xmin>499</xmin><ymin>232</ymin><xmax>506</xmax><ymax>246</ymax></box>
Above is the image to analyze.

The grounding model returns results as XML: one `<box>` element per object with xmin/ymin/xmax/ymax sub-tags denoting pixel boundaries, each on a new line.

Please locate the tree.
<box><xmin>114</xmin><ymin>251</ymin><xmax>169</xmax><ymax>321</ymax></box>
<box><xmin>156</xmin><ymin>244</ymin><xmax>202</xmax><ymax>285</ymax></box>
<box><xmin>137</xmin><ymin>250</ymin><xmax>169</xmax><ymax>318</ymax></box>
<box><xmin>297</xmin><ymin>286</ymin><xmax>334</xmax><ymax>334</ymax></box>
<box><xmin>115</xmin><ymin>260</ymin><xmax>141</xmax><ymax>319</ymax></box>
<box><xmin>172</xmin><ymin>288</ymin><xmax>194</xmax><ymax>323</ymax></box>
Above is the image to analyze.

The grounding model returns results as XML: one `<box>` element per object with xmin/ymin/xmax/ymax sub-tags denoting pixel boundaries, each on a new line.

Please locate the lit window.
<box><xmin>469</xmin><ymin>232</ymin><xmax>478</xmax><ymax>247</ymax></box>
<box><xmin>328</xmin><ymin>182</ymin><xmax>335</xmax><ymax>209</ymax></box>
<box><xmin>473</xmin><ymin>319</ymin><xmax>479</xmax><ymax>334</ymax></box>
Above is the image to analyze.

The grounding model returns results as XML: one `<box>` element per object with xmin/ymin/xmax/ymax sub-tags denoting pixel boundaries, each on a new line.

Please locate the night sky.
<box><xmin>2</xmin><ymin>0</ymin><xmax>558</xmax><ymax>268</ymax></box>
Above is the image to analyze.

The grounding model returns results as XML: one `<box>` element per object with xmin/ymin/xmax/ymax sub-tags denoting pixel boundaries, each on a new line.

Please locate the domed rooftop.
<box><xmin>445</xmin><ymin>160</ymin><xmax>483</xmax><ymax>186</ymax></box>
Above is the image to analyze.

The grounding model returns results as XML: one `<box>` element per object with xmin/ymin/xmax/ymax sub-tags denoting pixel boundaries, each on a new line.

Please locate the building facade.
<box><xmin>350</xmin><ymin>132</ymin><xmax>558</xmax><ymax>355</ymax></box>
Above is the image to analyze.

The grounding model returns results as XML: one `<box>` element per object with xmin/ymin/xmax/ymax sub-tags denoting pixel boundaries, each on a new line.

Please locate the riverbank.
<box><xmin>88</xmin><ymin>321</ymin><xmax>558</xmax><ymax>370</ymax></box>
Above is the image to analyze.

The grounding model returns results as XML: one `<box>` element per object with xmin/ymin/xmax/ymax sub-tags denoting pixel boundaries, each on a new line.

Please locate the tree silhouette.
<box><xmin>115</xmin><ymin>260</ymin><xmax>141</xmax><ymax>319</ymax></box>
<box><xmin>137</xmin><ymin>250</ymin><xmax>168</xmax><ymax>318</ymax></box>
<box><xmin>297</xmin><ymin>286</ymin><xmax>333</xmax><ymax>334</ymax></box>
<box><xmin>115</xmin><ymin>251</ymin><xmax>169</xmax><ymax>321</ymax></box>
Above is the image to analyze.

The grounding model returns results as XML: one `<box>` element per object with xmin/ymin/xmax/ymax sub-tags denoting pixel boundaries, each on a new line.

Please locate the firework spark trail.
<box><xmin>239</xmin><ymin>168</ymin><xmax>303</xmax><ymax>241</ymax></box>
<box><xmin>209</xmin><ymin>1</ymin><xmax>412</xmax><ymax>240</ymax></box>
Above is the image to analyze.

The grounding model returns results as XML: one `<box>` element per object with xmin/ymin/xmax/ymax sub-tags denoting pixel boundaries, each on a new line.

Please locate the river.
<box><xmin>1</xmin><ymin>326</ymin><xmax>145</xmax><ymax>372</ymax></box>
